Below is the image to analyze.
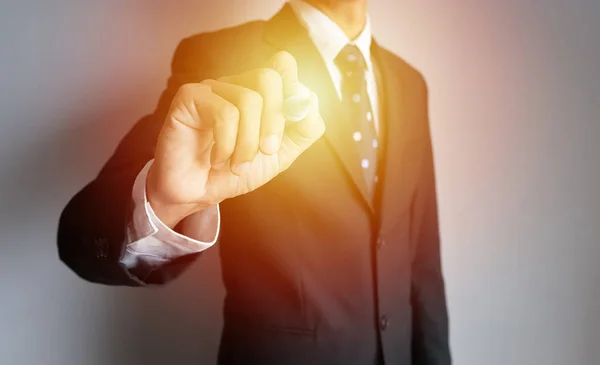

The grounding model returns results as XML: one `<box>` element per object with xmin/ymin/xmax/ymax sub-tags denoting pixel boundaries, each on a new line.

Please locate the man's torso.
<box><xmin>148</xmin><ymin>5</ymin><xmax>428</xmax><ymax>364</ymax></box>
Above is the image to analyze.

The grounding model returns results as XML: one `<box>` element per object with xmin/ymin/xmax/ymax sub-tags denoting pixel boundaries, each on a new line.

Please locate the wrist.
<box><xmin>147</xmin><ymin>197</ymin><xmax>203</xmax><ymax>229</ymax></box>
<box><xmin>145</xmin><ymin>167</ymin><xmax>213</xmax><ymax>229</ymax></box>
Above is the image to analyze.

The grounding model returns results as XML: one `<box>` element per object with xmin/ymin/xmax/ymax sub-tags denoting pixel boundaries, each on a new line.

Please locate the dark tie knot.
<box><xmin>335</xmin><ymin>44</ymin><xmax>367</xmax><ymax>73</ymax></box>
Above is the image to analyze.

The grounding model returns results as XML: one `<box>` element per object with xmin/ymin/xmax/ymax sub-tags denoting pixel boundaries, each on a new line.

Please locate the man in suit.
<box><xmin>58</xmin><ymin>0</ymin><xmax>451</xmax><ymax>363</ymax></box>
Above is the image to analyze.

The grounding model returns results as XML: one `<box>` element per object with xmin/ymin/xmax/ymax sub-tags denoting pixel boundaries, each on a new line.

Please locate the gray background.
<box><xmin>1</xmin><ymin>0</ymin><xmax>598</xmax><ymax>364</ymax></box>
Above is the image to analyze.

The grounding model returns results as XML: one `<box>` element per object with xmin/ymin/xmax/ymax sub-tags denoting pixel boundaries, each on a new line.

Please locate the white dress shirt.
<box><xmin>120</xmin><ymin>0</ymin><xmax>380</xmax><ymax>271</ymax></box>
<box><xmin>288</xmin><ymin>0</ymin><xmax>380</xmax><ymax>133</ymax></box>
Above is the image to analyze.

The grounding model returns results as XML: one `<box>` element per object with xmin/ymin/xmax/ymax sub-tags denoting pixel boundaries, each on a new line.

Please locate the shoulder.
<box><xmin>375</xmin><ymin>44</ymin><xmax>428</xmax><ymax>95</ymax></box>
<box><xmin>171</xmin><ymin>20</ymin><xmax>268</xmax><ymax>73</ymax></box>
<box><xmin>179</xmin><ymin>20</ymin><xmax>267</xmax><ymax>52</ymax></box>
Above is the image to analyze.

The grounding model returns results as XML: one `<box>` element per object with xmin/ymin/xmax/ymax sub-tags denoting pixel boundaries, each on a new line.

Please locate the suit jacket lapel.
<box><xmin>372</xmin><ymin>41</ymin><xmax>423</xmax><ymax>233</ymax></box>
<box><xmin>264</xmin><ymin>4</ymin><xmax>372</xmax><ymax>212</ymax></box>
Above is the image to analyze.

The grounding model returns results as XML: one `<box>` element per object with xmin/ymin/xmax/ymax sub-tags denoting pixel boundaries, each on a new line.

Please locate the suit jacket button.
<box><xmin>380</xmin><ymin>315</ymin><xmax>389</xmax><ymax>331</ymax></box>
<box><xmin>93</xmin><ymin>237</ymin><xmax>109</xmax><ymax>259</ymax></box>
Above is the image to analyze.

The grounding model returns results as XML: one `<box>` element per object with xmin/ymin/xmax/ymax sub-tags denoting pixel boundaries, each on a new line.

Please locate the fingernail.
<box><xmin>232</xmin><ymin>162</ymin><xmax>250</xmax><ymax>175</ymax></box>
<box><xmin>287</xmin><ymin>81</ymin><xmax>311</xmax><ymax>99</ymax></box>
<box><xmin>284</xmin><ymin>95</ymin><xmax>311</xmax><ymax>122</ymax></box>
<box><xmin>260</xmin><ymin>135</ymin><xmax>280</xmax><ymax>155</ymax></box>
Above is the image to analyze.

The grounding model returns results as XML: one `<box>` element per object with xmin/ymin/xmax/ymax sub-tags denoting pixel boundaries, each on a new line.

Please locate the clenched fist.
<box><xmin>146</xmin><ymin>51</ymin><xmax>325</xmax><ymax>227</ymax></box>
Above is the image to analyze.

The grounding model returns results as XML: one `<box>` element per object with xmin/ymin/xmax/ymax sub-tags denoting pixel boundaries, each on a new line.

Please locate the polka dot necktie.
<box><xmin>335</xmin><ymin>44</ymin><xmax>379</xmax><ymax>201</ymax></box>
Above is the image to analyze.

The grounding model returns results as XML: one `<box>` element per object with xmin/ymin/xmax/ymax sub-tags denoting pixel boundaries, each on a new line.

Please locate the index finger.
<box><xmin>269</xmin><ymin>51</ymin><xmax>298</xmax><ymax>97</ymax></box>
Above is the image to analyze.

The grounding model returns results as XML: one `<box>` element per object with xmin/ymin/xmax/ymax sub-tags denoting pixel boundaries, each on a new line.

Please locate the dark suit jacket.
<box><xmin>57</xmin><ymin>4</ymin><xmax>451</xmax><ymax>365</ymax></box>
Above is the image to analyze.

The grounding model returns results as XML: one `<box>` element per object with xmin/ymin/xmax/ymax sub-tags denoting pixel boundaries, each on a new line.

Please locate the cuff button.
<box><xmin>93</xmin><ymin>237</ymin><xmax>109</xmax><ymax>259</ymax></box>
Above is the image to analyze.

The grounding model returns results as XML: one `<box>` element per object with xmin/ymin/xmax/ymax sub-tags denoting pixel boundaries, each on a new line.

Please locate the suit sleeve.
<box><xmin>57</xmin><ymin>36</ymin><xmax>212</xmax><ymax>286</ymax></box>
<box><xmin>410</xmin><ymin>77</ymin><xmax>452</xmax><ymax>364</ymax></box>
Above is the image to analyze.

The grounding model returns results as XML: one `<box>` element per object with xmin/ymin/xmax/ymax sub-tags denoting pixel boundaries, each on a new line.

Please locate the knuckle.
<box><xmin>175</xmin><ymin>85</ymin><xmax>190</xmax><ymax>101</ymax></box>
<box><xmin>239</xmin><ymin>90</ymin><xmax>263</xmax><ymax>111</ymax></box>
<box><xmin>178</xmin><ymin>83</ymin><xmax>195</xmax><ymax>97</ymax></box>
<box><xmin>256</xmin><ymin>68</ymin><xmax>282</xmax><ymax>90</ymax></box>
<box><xmin>273</xmin><ymin>51</ymin><xmax>296</xmax><ymax>67</ymax></box>
<box><xmin>218</xmin><ymin>104</ymin><xmax>240</xmax><ymax>123</ymax></box>
<box><xmin>271</xmin><ymin>51</ymin><xmax>297</xmax><ymax>77</ymax></box>
<box><xmin>199</xmin><ymin>78</ymin><xmax>216</xmax><ymax>86</ymax></box>
<box><xmin>278</xmin><ymin>51</ymin><xmax>296</xmax><ymax>63</ymax></box>
<box><xmin>177</xmin><ymin>82</ymin><xmax>208</xmax><ymax>100</ymax></box>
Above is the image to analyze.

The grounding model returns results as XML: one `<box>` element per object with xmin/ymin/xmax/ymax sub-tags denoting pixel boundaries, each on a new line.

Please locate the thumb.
<box><xmin>281</xmin><ymin>91</ymin><xmax>325</xmax><ymax>153</ymax></box>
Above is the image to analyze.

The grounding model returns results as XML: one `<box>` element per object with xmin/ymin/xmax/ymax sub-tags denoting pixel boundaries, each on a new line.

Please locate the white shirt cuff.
<box><xmin>120</xmin><ymin>160</ymin><xmax>220</xmax><ymax>269</ymax></box>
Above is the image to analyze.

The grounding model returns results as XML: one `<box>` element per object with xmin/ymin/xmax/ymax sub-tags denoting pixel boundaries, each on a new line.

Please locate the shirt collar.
<box><xmin>289</xmin><ymin>0</ymin><xmax>373</xmax><ymax>70</ymax></box>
